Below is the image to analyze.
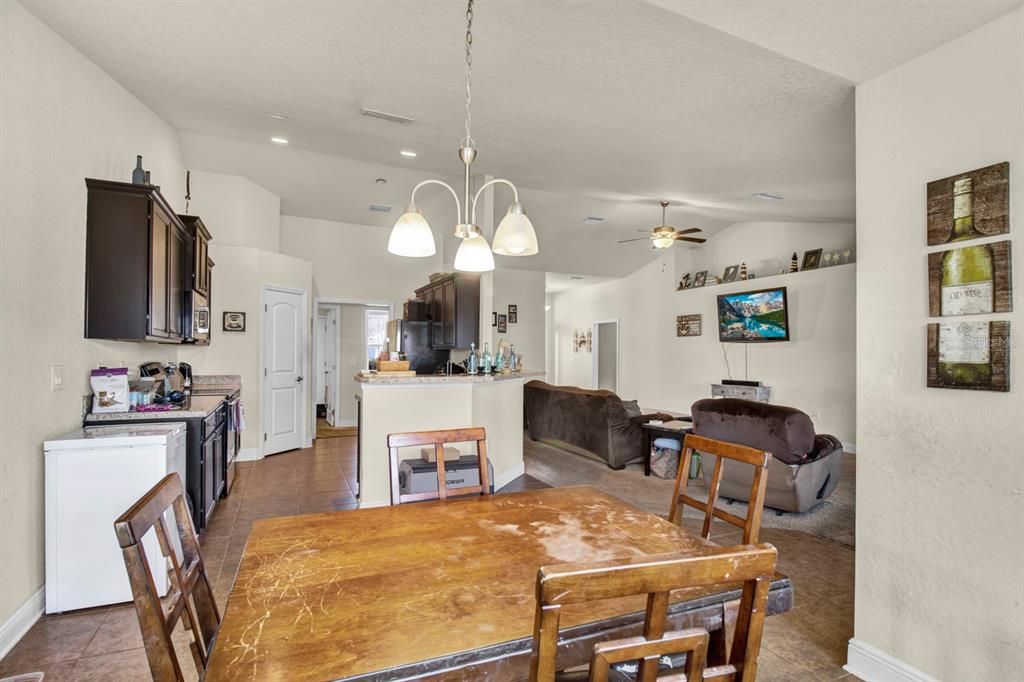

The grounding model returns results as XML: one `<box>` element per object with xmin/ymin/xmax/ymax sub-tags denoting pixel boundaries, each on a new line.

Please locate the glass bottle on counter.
<box><xmin>509</xmin><ymin>344</ymin><xmax>518</xmax><ymax>371</ymax></box>
<box><xmin>467</xmin><ymin>343</ymin><xmax>478</xmax><ymax>374</ymax></box>
<box><xmin>482</xmin><ymin>343</ymin><xmax>492</xmax><ymax>374</ymax></box>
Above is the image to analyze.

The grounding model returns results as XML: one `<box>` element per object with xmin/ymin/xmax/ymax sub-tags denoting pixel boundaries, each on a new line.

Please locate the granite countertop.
<box><xmin>356</xmin><ymin>370</ymin><xmax>545</xmax><ymax>385</ymax></box>
<box><xmin>85</xmin><ymin>394</ymin><xmax>227</xmax><ymax>422</ymax></box>
<box><xmin>191</xmin><ymin>374</ymin><xmax>242</xmax><ymax>393</ymax></box>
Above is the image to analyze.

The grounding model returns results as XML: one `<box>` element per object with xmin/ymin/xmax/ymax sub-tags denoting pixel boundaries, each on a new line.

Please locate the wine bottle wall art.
<box><xmin>925</xmin><ymin>162</ymin><xmax>1011</xmax><ymax>392</ymax></box>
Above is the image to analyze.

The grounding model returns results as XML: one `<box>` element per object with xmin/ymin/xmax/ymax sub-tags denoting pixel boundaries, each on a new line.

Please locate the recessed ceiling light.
<box><xmin>268</xmin><ymin>113</ymin><xmax>288</xmax><ymax>120</ymax></box>
<box><xmin>270</xmin><ymin>137</ymin><xmax>289</xmax><ymax>145</ymax></box>
<box><xmin>753</xmin><ymin>192</ymin><xmax>784</xmax><ymax>200</ymax></box>
<box><xmin>400</xmin><ymin>150</ymin><xmax>417</xmax><ymax>158</ymax></box>
<box><xmin>582</xmin><ymin>216</ymin><xmax>605</xmax><ymax>224</ymax></box>
<box><xmin>545</xmin><ymin>305</ymin><xmax>551</xmax><ymax>311</ymax></box>
<box><xmin>375</xmin><ymin>178</ymin><xmax>388</xmax><ymax>185</ymax></box>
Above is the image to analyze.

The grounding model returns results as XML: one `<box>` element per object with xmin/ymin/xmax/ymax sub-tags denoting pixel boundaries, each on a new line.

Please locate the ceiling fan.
<box><xmin>617</xmin><ymin>201</ymin><xmax>706</xmax><ymax>249</ymax></box>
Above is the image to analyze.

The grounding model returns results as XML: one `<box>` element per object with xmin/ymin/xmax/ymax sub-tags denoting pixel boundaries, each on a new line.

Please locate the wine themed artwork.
<box><xmin>925</xmin><ymin>162</ymin><xmax>1011</xmax><ymax>392</ymax></box>
<box><xmin>927</xmin><ymin>162</ymin><xmax>1009</xmax><ymax>246</ymax></box>
<box><xmin>928</xmin><ymin>241</ymin><xmax>1011</xmax><ymax>316</ymax></box>
<box><xmin>676</xmin><ymin>314</ymin><xmax>702</xmax><ymax>337</ymax></box>
<box><xmin>497</xmin><ymin>314</ymin><xmax>507</xmax><ymax>333</ymax></box>
<box><xmin>927</xmin><ymin>321</ymin><xmax>1009</xmax><ymax>392</ymax></box>
<box><xmin>508</xmin><ymin>304</ymin><xmax>517</xmax><ymax>323</ymax></box>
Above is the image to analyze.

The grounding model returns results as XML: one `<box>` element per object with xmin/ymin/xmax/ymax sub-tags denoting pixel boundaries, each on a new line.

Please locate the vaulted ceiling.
<box><xmin>22</xmin><ymin>0</ymin><xmax>1020</xmax><ymax>276</ymax></box>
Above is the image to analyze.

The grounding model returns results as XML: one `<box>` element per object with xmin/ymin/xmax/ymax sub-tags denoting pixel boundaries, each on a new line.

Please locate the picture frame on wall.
<box><xmin>508</xmin><ymin>304</ymin><xmax>518</xmax><ymax>323</ymax></box>
<box><xmin>927</xmin><ymin>162</ymin><xmax>1009</xmax><ymax>246</ymax></box>
<box><xmin>928</xmin><ymin>240</ymin><xmax>1012</xmax><ymax>316</ymax></box>
<box><xmin>492</xmin><ymin>312</ymin><xmax>497</xmax><ymax>327</ymax></box>
<box><xmin>497</xmin><ymin>314</ymin><xmax>507</xmax><ymax>333</ymax></box>
<box><xmin>222</xmin><ymin>311</ymin><xmax>246</xmax><ymax>332</ymax></box>
<box><xmin>722</xmin><ymin>265</ymin><xmax>739</xmax><ymax>283</ymax></box>
<box><xmin>694</xmin><ymin>271</ymin><xmax>708</xmax><ymax>287</ymax></box>
<box><xmin>927</xmin><ymin>321</ymin><xmax>1010</xmax><ymax>392</ymax></box>
<box><xmin>801</xmin><ymin>249</ymin><xmax>823</xmax><ymax>270</ymax></box>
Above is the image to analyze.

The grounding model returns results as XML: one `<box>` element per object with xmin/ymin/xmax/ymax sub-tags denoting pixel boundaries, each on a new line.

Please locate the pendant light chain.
<box><xmin>463</xmin><ymin>0</ymin><xmax>474</xmax><ymax>148</ymax></box>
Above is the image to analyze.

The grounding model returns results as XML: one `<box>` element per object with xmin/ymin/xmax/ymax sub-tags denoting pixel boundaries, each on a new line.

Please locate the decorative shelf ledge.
<box><xmin>675</xmin><ymin>261</ymin><xmax>856</xmax><ymax>294</ymax></box>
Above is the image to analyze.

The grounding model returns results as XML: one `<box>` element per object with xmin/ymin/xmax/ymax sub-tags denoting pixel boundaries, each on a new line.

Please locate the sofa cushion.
<box><xmin>809</xmin><ymin>434</ymin><xmax>843</xmax><ymax>462</ymax></box>
<box><xmin>690</xmin><ymin>398</ymin><xmax>816</xmax><ymax>465</ymax></box>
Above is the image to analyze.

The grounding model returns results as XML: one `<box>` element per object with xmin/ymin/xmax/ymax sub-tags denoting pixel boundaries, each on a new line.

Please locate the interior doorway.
<box><xmin>592</xmin><ymin>320</ymin><xmax>619</xmax><ymax>392</ymax></box>
<box><xmin>315</xmin><ymin>305</ymin><xmax>339</xmax><ymax>425</ymax></box>
<box><xmin>263</xmin><ymin>285</ymin><xmax>308</xmax><ymax>455</ymax></box>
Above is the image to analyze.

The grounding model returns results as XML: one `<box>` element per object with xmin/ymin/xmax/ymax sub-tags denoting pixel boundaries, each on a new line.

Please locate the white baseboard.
<box><xmin>0</xmin><ymin>586</ymin><xmax>44</xmax><ymax>659</ymax></box>
<box><xmin>845</xmin><ymin>639</ymin><xmax>938</xmax><ymax>682</ymax></box>
<box><xmin>236</xmin><ymin>447</ymin><xmax>263</xmax><ymax>462</ymax></box>
<box><xmin>842</xmin><ymin>441</ymin><xmax>857</xmax><ymax>454</ymax></box>
<box><xmin>493</xmin><ymin>461</ymin><xmax>526</xmax><ymax>491</ymax></box>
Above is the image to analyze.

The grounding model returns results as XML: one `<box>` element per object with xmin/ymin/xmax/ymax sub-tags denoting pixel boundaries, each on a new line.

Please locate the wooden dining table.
<box><xmin>204</xmin><ymin>486</ymin><xmax>793</xmax><ymax>681</ymax></box>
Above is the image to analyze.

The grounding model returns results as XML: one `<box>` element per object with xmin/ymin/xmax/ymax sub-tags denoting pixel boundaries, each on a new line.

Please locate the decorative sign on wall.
<box><xmin>223</xmin><ymin>311</ymin><xmax>246</xmax><ymax>332</ymax></box>
<box><xmin>927</xmin><ymin>162</ymin><xmax>1009</xmax><ymax>246</ymax></box>
<box><xmin>676</xmin><ymin>314</ymin><xmax>702</xmax><ymax>337</ymax></box>
<box><xmin>508</xmin><ymin>304</ymin><xmax>518</xmax><ymax>323</ymax></box>
<box><xmin>928</xmin><ymin>240</ymin><xmax>1012</xmax><ymax>316</ymax></box>
<box><xmin>927</xmin><ymin>321</ymin><xmax>1009</xmax><ymax>392</ymax></box>
<box><xmin>497</xmin><ymin>314</ymin><xmax>507</xmax><ymax>333</ymax></box>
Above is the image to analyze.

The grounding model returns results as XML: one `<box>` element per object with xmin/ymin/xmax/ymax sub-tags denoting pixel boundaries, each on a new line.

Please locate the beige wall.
<box><xmin>551</xmin><ymin>225</ymin><xmax>857</xmax><ymax>444</ymax></box>
<box><xmin>853</xmin><ymin>9</ymin><xmax>1023</xmax><ymax>680</ymax></box>
<box><xmin>480</xmin><ymin>268</ymin><xmax>546</xmax><ymax>374</ymax></box>
<box><xmin>279</xmin><ymin>215</ymin><xmax>442</xmax><ymax>312</ymax></box>
<box><xmin>337</xmin><ymin>304</ymin><xmax>367</xmax><ymax>424</ymax></box>
<box><xmin>184</xmin><ymin>171</ymin><xmax>280</xmax><ymax>251</ymax></box>
<box><xmin>0</xmin><ymin>0</ymin><xmax>187</xmax><ymax>629</ymax></box>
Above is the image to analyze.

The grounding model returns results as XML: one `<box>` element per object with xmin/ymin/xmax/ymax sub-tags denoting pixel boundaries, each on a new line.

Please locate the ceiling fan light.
<box><xmin>387</xmin><ymin>209</ymin><xmax>436</xmax><ymax>257</ymax></box>
<box><xmin>492</xmin><ymin>203</ymin><xmax>539</xmax><ymax>256</ymax></box>
<box><xmin>652</xmin><ymin>235</ymin><xmax>674</xmax><ymax>249</ymax></box>
<box><xmin>454</xmin><ymin>233</ymin><xmax>495</xmax><ymax>272</ymax></box>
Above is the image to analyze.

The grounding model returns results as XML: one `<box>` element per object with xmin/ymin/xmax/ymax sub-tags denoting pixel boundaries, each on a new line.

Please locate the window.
<box><xmin>365</xmin><ymin>308</ymin><xmax>389</xmax><ymax>368</ymax></box>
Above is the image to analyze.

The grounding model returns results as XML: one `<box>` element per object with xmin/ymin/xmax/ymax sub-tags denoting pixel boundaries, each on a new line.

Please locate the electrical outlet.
<box><xmin>51</xmin><ymin>365</ymin><xmax>64</xmax><ymax>391</ymax></box>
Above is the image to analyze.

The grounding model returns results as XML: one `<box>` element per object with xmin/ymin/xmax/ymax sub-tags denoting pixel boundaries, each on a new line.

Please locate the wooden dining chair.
<box><xmin>387</xmin><ymin>427</ymin><xmax>491</xmax><ymax>504</ymax></box>
<box><xmin>114</xmin><ymin>473</ymin><xmax>221</xmax><ymax>682</ymax></box>
<box><xmin>668</xmin><ymin>434</ymin><xmax>771</xmax><ymax>544</ymax></box>
<box><xmin>529</xmin><ymin>544</ymin><xmax>778</xmax><ymax>682</ymax></box>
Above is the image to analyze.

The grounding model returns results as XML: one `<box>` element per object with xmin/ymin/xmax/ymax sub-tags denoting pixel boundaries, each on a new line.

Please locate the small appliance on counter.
<box><xmin>139</xmin><ymin>361</ymin><xmax>187</xmax><ymax>405</ymax></box>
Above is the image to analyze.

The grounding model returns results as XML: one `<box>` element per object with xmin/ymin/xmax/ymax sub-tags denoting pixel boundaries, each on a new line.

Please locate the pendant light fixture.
<box><xmin>386</xmin><ymin>0</ymin><xmax>539</xmax><ymax>269</ymax></box>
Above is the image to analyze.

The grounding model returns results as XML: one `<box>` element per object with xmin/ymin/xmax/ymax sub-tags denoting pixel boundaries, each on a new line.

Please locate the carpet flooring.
<box><xmin>524</xmin><ymin>439</ymin><xmax>856</xmax><ymax>548</ymax></box>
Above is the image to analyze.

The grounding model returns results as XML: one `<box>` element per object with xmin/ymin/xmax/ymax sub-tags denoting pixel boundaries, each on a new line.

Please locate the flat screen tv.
<box><xmin>717</xmin><ymin>286</ymin><xmax>790</xmax><ymax>343</ymax></box>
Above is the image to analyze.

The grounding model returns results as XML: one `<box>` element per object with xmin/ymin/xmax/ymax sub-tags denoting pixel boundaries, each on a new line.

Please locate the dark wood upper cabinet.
<box><xmin>179</xmin><ymin>215</ymin><xmax>212</xmax><ymax>297</ymax></box>
<box><xmin>85</xmin><ymin>179</ymin><xmax>188</xmax><ymax>343</ymax></box>
<box><xmin>415</xmin><ymin>274</ymin><xmax>480</xmax><ymax>349</ymax></box>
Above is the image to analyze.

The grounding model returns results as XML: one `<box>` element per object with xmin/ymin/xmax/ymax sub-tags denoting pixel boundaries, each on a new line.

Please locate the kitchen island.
<box><xmin>355</xmin><ymin>370</ymin><xmax>545</xmax><ymax>507</ymax></box>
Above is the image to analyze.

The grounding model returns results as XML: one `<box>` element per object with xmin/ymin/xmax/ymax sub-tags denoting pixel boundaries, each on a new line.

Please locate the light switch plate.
<box><xmin>51</xmin><ymin>365</ymin><xmax>64</xmax><ymax>391</ymax></box>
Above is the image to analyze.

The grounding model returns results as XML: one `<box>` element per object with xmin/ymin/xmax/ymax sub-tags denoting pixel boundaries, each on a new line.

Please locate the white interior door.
<box><xmin>315</xmin><ymin>315</ymin><xmax>327</xmax><ymax>409</ymax></box>
<box><xmin>264</xmin><ymin>288</ymin><xmax>305</xmax><ymax>455</ymax></box>
<box><xmin>324</xmin><ymin>307</ymin><xmax>338</xmax><ymax>426</ymax></box>
<box><xmin>593</xmin><ymin>320</ymin><xmax>618</xmax><ymax>392</ymax></box>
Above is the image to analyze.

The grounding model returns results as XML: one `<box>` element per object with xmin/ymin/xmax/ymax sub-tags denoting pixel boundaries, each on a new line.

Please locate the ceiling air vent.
<box><xmin>569</xmin><ymin>275</ymin><xmax>585</xmax><ymax>280</ymax></box>
<box><xmin>368</xmin><ymin>203</ymin><xmax>392</xmax><ymax>213</ymax></box>
<box><xmin>582</xmin><ymin>216</ymin><xmax>605</xmax><ymax>225</ymax></box>
<box><xmin>360</xmin><ymin>108</ymin><xmax>415</xmax><ymax>124</ymax></box>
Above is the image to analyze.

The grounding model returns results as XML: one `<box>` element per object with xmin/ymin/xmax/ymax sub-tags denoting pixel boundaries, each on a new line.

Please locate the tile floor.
<box><xmin>0</xmin><ymin>435</ymin><xmax>860</xmax><ymax>681</ymax></box>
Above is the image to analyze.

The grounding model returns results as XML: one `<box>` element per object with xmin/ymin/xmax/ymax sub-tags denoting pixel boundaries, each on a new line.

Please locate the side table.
<box><xmin>640</xmin><ymin>418</ymin><xmax>692</xmax><ymax>477</ymax></box>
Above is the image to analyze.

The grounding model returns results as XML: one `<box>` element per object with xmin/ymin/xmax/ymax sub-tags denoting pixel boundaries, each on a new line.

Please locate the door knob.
<box><xmin>296</xmin><ymin>376</ymin><xmax>304</xmax><ymax>383</ymax></box>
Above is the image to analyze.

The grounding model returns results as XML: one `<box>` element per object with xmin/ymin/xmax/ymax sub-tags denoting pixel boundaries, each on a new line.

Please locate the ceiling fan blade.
<box><xmin>674</xmin><ymin>227</ymin><xmax>702</xmax><ymax>236</ymax></box>
<box><xmin>617</xmin><ymin>237</ymin><xmax>652</xmax><ymax>244</ymax></box>
<box><xmin>676</xmin><ymin>236</ymin><xmax>707</xmax><ymax>244</ymax></box>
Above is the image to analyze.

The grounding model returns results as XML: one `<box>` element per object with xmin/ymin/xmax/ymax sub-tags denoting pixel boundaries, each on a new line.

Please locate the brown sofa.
<box><xmin>524</xmin><ymin>381</ymin><xmax>671</xmax><ymax>469</ymax></box>
<box><xmin>691</xmin><ymin>398</ymin><xmax>843</xmax><ymax>513</ymax></box>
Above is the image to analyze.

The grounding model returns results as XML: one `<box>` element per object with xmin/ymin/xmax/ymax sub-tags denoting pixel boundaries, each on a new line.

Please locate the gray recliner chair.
<box><xmin>690</xmin><ymin>398</ymin><xmax>843</xmax><ymax>513</ymax></box>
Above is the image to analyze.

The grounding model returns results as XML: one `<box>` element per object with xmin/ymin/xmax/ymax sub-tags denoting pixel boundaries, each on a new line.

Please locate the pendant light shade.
<box><xmin>491</xmin><ymin>202</ymin><xmax>539</xmax><ymax>256</ymax></box>
<box><xmin>453</xmin><ymin>234</ymin><xmax>496</xmax><ymax>272</ymax></box>
<box><xmin>387</xmin><ymin>209</ymin><xmax>436</xmax><ymax>257</ymax></box>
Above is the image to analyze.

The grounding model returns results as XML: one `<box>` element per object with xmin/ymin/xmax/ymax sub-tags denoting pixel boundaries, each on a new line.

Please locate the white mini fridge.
<box><xmin>44</xmin><ymin>422</ymin><xmax>187</xmax><ymax>613</ymax></box>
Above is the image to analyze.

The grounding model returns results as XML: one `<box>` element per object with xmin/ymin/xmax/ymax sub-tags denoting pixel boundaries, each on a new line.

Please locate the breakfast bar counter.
<box><xmin>355</xmin><ymin>370</ymin><xmax>544</xmax><ymax>507</ymax></box>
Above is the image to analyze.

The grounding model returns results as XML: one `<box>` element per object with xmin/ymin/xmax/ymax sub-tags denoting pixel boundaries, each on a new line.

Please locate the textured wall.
<box><xmin>0</xmin><ymin>0</ymin><xmax>186</xmax><ymax>627</ymax></box>
<box><xmin>854</xmin><ymin>9</ymin><xmax>1023</xmax><ymax>679</ymax></box>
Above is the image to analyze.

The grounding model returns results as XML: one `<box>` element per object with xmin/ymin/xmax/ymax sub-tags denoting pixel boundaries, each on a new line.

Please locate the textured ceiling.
<box><xmin>649</xmin><ymin>0</ymin><xmax>1023</xmax><ymax>83</ymax></box>
<box><xmin>22</xmin><ymin>0</ymin><xmax>1011</xmax><ymax>277</ymax></box>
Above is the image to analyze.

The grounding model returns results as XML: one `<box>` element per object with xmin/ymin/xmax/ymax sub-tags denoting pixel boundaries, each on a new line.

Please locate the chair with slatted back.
<box><xmin>669</xmin><ymin>434</ymin><xmax>771</xmax><ymax>545</ymax></box>
<box><xmin>528</xmin><ymin>544</ymin><xmax>778</xmax><ymax>682</ymax></box>
<box><xmin>387</xmin><ymin>427</ymin><xmax>491</xmax><ymax>505</ymax></box>
<box><xmin>114</xmin><ymin>473</ymin><xmax>220</xmax><ymax>682</ymax></box>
